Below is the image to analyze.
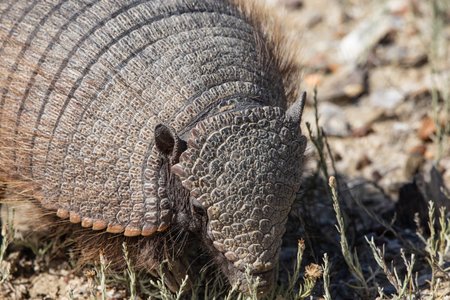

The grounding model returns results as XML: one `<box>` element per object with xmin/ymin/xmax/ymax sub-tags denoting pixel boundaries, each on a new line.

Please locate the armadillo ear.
<box><xmin>286</xmin><ymin>91</ymin><xmax>306</xmax><ymax>125</ymax></box>
<box><xmin>154</xmin><ymin>124</ymin><xmax>187</xmax><ymax>164</ymax></box>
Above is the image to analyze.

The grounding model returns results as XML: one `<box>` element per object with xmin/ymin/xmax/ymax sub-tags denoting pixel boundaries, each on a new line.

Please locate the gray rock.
<box><xmin>375</xmin><ymin>44</ymin><xmax>428</xmax><ymax>67</ymax></box>
<box><xmin>319</xmin><ymin>102</ymin><xmax>351</xmax><ymax>137</ymax></box>
<box><xmin>318</xmin><ymin>66</ymin><xmax>367</xmax><ymax>104</ymax></box>
<box><xmin>370</xmin><ymin>88</ymin><xmax>405</xmax><ymax>110</ymax></box>
<box><xmin>339</xmin><ymin>10</ymin><xmax>401</xmax><ymax>64</ymax></box>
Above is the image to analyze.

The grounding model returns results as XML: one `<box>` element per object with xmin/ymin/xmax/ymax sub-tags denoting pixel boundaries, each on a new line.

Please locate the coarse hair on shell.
<box><xmin>229</xmin><ymin>0</ymin><xmax>302</xmax><ymax>106</ymax></box>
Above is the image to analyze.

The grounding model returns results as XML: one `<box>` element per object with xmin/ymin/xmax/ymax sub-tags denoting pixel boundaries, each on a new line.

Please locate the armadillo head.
<box><xmin>169</xmin><ymin>95</ymin><xmax>306</xmax><ymax>293</ymax></box>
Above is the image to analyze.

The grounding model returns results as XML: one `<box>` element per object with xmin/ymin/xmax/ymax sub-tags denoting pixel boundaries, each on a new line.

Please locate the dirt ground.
<box><xmin>1</xmin><ymin>0</ymin><xmax>449</xmax><ymax>299</ymax></box>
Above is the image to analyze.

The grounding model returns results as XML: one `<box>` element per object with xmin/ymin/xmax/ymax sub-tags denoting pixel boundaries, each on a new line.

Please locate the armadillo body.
<box><xmin>0</xmin><ymin>0</ymin><xmax>306</xmax><ymax>293</ymax></box>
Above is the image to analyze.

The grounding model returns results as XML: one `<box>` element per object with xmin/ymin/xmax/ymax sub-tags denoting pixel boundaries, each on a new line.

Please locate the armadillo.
<box><xmin>0</xmin><ymin>0</ymin><xmax>306</xmax><ymax>293</ymax></box>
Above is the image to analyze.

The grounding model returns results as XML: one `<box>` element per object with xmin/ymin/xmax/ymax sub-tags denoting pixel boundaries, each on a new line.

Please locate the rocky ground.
<box><xmin>1</xmin><ymin>0</ymin><xmax>449</xmax><ymax>299</ymax></box>
<box><xmin>281</xmin><ymin>0</ymin><xmax>450</xmax><ymax>299</ymax></box>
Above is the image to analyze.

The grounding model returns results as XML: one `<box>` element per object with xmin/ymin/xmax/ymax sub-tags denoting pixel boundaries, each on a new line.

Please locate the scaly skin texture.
<box><xmin>0</xmin><ymin>0</ymin><xmax>306</xmax><ymax>293</ymax></box>
<box><xmin>172</xmin><ymin>105</ymin><xmax>306</xmax><ymax>290</ymax></box>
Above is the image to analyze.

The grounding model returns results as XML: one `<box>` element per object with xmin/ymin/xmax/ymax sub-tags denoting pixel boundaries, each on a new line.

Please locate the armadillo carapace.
<box><xmin>0</xmin><ymin>0</ymin><xmax>306</xmax><ymax>293</ymax></box>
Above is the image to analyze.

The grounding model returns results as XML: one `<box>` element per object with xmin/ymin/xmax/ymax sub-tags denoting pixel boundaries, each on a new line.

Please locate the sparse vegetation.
<box><xmin>0</xmin><ymin>208</ymin><xmax>14</xmax><ymax>284</ymax></box>
<box><xmin>122</xmin><ymin>243</ymin><xmax>137</xmax><ymax>300</ymax></box>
